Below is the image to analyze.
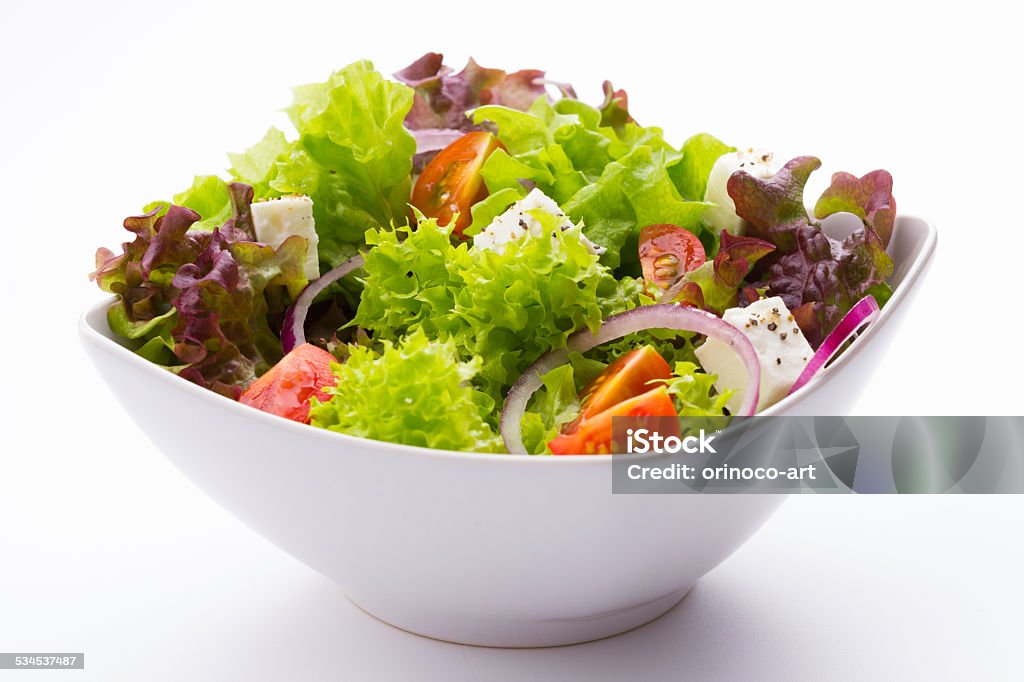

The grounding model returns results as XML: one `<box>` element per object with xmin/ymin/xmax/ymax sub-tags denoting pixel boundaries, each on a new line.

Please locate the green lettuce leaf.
<box><xmin>273</xmin><ymin>60</ymin><xmax>416</xmax><ymax>266</ymax></box>
<box><xmin>471</xmin><ymin>98</ymin><xmax>713</xmax><ymax>271</ymax></box>
<box><xmin>659</xmin><ymin>361</ymin><xmax>733</xmax><ymax>417</ymax></box>
<box><xmin>520</xmin><ymin>364</ymin><xmax>581</xmax><ymax>455</ymax></box>
<box><xmin>228</xmin><ymin>127</ymin><xmax>294</xmax><ymax>197</ymax></box>
<box><xmin>148</xmin><ymin>175</ymin><xmax>234</xmax><ymax>231</ymax></box>
<box><xmin>671</xmin><ymin>133</ymin><xmax>735</xmax><ymax>202</ymax></box>
<box><xmin>309</xmin><ymin>328</ymin><xmax>503</xmax><ymax>453</ymax></box>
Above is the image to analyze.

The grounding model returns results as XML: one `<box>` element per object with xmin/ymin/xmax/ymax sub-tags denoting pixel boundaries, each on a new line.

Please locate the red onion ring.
<box><xmin>787</xmin><ymin>295</ymin><xmax>881</xmax><ymax>396</ymax></box>
<box><xmin>281</xmin><ymin>254</ymin><xmax>364</xmax><ymax>353</ymax></box>
<box><xmin>500</xmin><ymin>304</ymin><xmax>762</xmax><ymax>455</ymax></box>
<box><xmin>411</xmin><ymin>128</ymin><xmax>465</xmax><ymax>155</ymax></box>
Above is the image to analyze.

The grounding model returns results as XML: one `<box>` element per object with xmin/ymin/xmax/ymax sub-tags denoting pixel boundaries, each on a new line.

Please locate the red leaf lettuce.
<box><xmin>91</xmin><ymin>183</ymin><xmax>308</xmax><ymax>397</ymax></box>
<box><xmin>395</xmin><ymin>52</ymin><xmax>575</xmax><ymax>169</ymax></box>
<box><xmin>727</xmin><ymin>157</ymin><xmax>896</xmax><ymax>347</ymax></box>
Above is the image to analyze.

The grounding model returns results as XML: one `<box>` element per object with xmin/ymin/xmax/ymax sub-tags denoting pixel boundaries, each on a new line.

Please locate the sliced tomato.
<box><xmin>638</xmin><ymin>224</ymin><xmax>706</xmax><ymax>293</ymax></box>
<box><xmin>548</xmin><ymin>386</ymin><xmax>680</xmax><ymax>455</ymax></box>
<box><xmin>411</xmin><ymin>131</ymin><xmax>503</xmax><ymax>238</ymax></box>
<box><xmin>567</xmin><ymin>346</ymin><xmax>672</xmax><ymax>431</ymax></box>
<box><xmin>239</xmin><ymin>343</ymin><xmax>337</xmax><ymax>424</ymax></box>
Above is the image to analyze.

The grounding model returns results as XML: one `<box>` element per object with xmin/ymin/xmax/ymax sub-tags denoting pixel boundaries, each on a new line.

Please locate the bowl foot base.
<box><xmin>346</xmin><ymin>585</ymin><xmax>694</xmax><ymax>648</ymax></box>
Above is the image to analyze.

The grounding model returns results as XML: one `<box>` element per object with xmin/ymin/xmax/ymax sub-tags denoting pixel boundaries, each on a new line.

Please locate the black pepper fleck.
<box><xmin>749</xmin><ymin>318</ymin><xmax>758</xmax><ymax>326</ymax></box>
<box><xmin>767</xmin><ymin>322</ymin><xmax>778</xmax><ymax>331</ymax></box>
<box><xmin>776</xmin><ymin>358</ymin><xmax>782</xmax><ymax>365</ymax></box>
<box><xmin>780</xmin><ymin>332</ymin><xmax>788</xmax><ymax>340</ymax></box>
<box><xmin>793</xmin><ymin>328</ymin><xmax>800</xmax><ymax>335</ymax></box>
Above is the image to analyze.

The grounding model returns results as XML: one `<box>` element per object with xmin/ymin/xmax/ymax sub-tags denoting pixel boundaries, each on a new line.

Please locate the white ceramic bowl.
<box><xmin>79</xmin><ymin>214</ymin><xmax>935</xmax><ymax>647</ymax></box>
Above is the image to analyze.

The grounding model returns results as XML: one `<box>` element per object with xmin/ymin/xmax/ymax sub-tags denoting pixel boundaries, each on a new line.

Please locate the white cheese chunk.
<box><xmin>694</xmin><ymin>296</ymin><xmax>813</xmax><ymax>413</ymax></box>
<box><xmin>473</xmin><ymin>187</ymin><xmax>605</xmax><ymax>256</ymax></box>
<box><xmin>251</xmin><ymin>195</ymin><xmax>319</xmax><ymax>280</ymax></box>
<box><xmin>703</xmin><ymin>148</ymin><xmax>780</xmax><ymax>235</ymax></box>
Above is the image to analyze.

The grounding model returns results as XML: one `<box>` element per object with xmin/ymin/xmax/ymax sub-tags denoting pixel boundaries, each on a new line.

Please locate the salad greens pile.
<box><xmin>92</xmin><ymin>53</ymin><xmax>898</xmax><ymax>454</ymax></box>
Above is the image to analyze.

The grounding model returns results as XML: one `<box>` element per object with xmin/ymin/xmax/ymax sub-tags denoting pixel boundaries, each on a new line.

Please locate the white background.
<box><xmin>2</xmin><ymin>1</ymin><xmax>1022</xmax><ymax>679</ymax></box>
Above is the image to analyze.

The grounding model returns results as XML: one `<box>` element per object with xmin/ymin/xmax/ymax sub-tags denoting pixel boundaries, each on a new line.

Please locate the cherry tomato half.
<box><xmin>239</xmin><ymin>343</ymin><xmax>337</xmax><ymax>424</ymax></box>
<box><xmin>411</xmin><ymin>131</ymin><xmax>503</xmax><ymax>238</ymax></box>
<box><xmin>638</xmin><ymin>224</ymin><xmax>706</xmax><ymax>293</ymax></box>
<box><xmin>547</xmin><ymin>386</ymin><xmax>680</xmax><ymax>455</ymax></box>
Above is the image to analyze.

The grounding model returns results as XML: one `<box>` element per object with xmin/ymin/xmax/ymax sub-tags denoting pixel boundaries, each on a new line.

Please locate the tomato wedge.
<box><xmin>548</xmin><ymin>346</ymin><xmax>676</xmax><ymax>455</ymax></box>
<box><xmin>566</xmin><ymin>346</ymin><xmax>672</xmax><ymax>430</ymax></box>
<box><xmin>548</xmin><ymin>386</ymin><xmax>679</xmax><ymax>455</ymax></box>
<box><xmin>411</xmin><ymin>131</ymin><xmax>503</xmax><ymax>238</ymax></box>
<box><xmin>239</xmin><ymin>343</ymin><xmax>337</xmax><ymax>424</ymax></box>
<box><xmin>638</xmin><ymin>224</ymin><xmax>706</xmax><ymax>293</ymax></box>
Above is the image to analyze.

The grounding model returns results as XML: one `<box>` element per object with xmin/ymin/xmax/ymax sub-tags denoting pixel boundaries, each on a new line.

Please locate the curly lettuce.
<box><xmin>351</xmin><ymin>219</ymin><xmax>636</xmax><ymax>405</ymax></box>
<box><xmin>310</xmin><ymin>329</ymin><xmax>503</xmax><ymax>453</ymax></box>
<box><xmin>660</xmin><ymin>361</ymin><xmax>733</xmax><ymax>417</ymax></box>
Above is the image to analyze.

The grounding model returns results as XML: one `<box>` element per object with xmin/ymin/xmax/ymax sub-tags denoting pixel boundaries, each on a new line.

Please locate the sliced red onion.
<box><xmin>500</xmin><ymin>304</ymin><xmax>762</xmax><ymax>455</ymax></box>
<box><xmin>787</xmin><ymin>296</ymin><xmax>881</xmax><ymax>396</ymax></box>
<box><xmin>281</xmin><ymin>254</ymin><xmax>364</xmax><ymax>353</ymax></box>
<box><xmin>411</xmin><ymin>128</ymin><xmax>465</xmax><ymax>155</ymax></box>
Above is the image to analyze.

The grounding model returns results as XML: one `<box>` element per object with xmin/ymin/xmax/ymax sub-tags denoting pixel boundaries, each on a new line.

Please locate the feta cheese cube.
<box><xmin>473</xmin><ymin>188</ymin><xmax>605</xmax><ymax>256</ymax></box>
<box><xmin>694</xmin><ymin>296</ymin><xmax>813</xmax><ymax>413</ymax></box>
<box><xmin>251</xmin><ymin>195</ymin><xmax>320</xmax><ymax>280</ymax></box>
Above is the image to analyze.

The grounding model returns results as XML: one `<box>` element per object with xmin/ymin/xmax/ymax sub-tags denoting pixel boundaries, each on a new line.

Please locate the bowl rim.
<box><xmin>80</xmin><ymin>214</ymin><xmax>937</xmax><ymax>465</ymax></box>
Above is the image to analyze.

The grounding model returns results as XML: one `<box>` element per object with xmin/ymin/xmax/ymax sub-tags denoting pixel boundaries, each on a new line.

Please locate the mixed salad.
<box><xmin>91</xmin><ymin>54</ymin><xmax>896</xmax><ymax>455</ymax></box>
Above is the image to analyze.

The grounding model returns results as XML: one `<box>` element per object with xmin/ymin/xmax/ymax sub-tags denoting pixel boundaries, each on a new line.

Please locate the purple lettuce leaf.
<box><xmin>597</xmin><ymin>81</ymin><xmax>634</xmax><ymax>130</ymax></box>
<box><xmin>671</xmin><ymin>231</ymin><xmax>776</xmax><ymax>314</ymax></box>
<box><xmin>727</xmin><ymin>156</ymin><xmax>821</xmax><ymax>254</ymax></box>
<box><xmin>91</xmin><ymin>182</ymin><xmax>308</xmax><ymax>397</ymax></box>
<box><xmin>726</xmin><ymin>158</ymin><xmax>895</xmax><ymax>347</ymax></box>
<box><xmin>91</xmin><ymin>205</ymin><xmax>209</xmax><ymax>334</ymax></box>
<box><xmin>395</xmin><ymin>53</ymin><xmax>555</xmax><ymax>131</ymax></box>
<box><xmin>395</xmin><ymin>52</ymin><xmax>574</xmax><ymax>170</ymax></box>
<box><xmin>814</xmin><ymin>169</ymin><xmax>896</xmax><ymax>248</ymax></box>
